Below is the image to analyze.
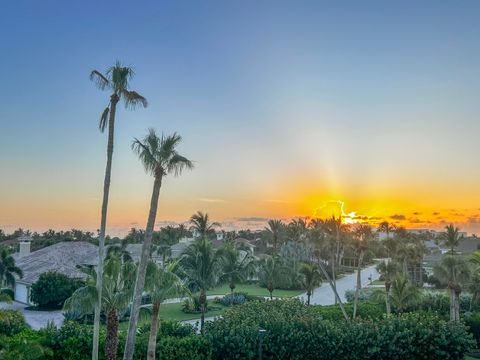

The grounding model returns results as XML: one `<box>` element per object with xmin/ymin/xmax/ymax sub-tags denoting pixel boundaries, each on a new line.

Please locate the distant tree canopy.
<box><xmin>30</xmin><ymin>272</ymin><xmax>83</xmax><ymax>309</ymax></box>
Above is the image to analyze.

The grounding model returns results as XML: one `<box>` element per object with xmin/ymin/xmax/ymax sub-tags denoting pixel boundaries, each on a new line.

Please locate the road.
<box><xmin>298</xmin><ymin>263</ymin><xmax>380</xmax><ymax>305</ymax></box>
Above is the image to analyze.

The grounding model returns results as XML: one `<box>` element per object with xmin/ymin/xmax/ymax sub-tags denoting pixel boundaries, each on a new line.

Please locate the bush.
<box><xmin>30</xmin><ymin>272</ymin><xmax>83</xmax><ymax>308</ymax></box>
<box><xmin>0</xmin><ymin>288</ymin><xmax>14</xmax><ymax>301</ymax></box>
<box><xmin>464</xmin><ymin>312</ymin><xmax>480</xmax><ymax>347</ymax></box>
<box><xmin>314</xmin><ymin>302</ymin><xmax>384</xmax><ymax>321</ymax></box>
<box><xmin>220</xmin><ymin>293</ymin><xmax>247</xmax><ymax>306</ymax></box>
<box><xmin>0</xmin><ymin>309</ymin><xmax>27</xmax><ymax>336</ymax></box>
<box><xmin>345</xmin><ymin>289</ymin><xmax>370</xmax><ymax>303</ymax></box>
<box><xmin>0</xmin><ymin>329</ymin><xmax>53</xmax><ymax>359</ymax></box>
<box><xmin>204</xmin><ymin>299</ymin><xmax>475</xmax><ymax>359</ymax></box>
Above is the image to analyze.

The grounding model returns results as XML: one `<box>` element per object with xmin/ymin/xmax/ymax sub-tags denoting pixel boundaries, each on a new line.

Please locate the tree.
<box><xmin>30</xmin><ymin>272</ymin><xmax>82</xmax><ymax>308</ymax></box>
<box><xmin>189</xmin><ymin>211</ymin><xmax>220</xmax><ymax>238</ymax></box>
<box><xmin>258</xmin><ymin>255</ymin><xmax>284</xmax><ymax>300</ymax></box>
<box><xmin>145</xmin><ymin>260</ymin><xmax>186</xmax><ymax>360</ymax></box>
<box><xmin>124</xmin><ymin>130</ymin><xmax>193</xmax><ymax>360</ymax></box>
<box><xmin>0</xmin><ymin>248</ymin><xmax>22</xmax><ymax>287</ymax></box>
<box><xmin>442</xmin><ymin>224</ymin><xmax>463</xmax><ymax>255</ymax></box>
<box><xmin>90</xmin><ymin>61</ymin><xmax>147</xmax><ymax>360</ymax></box>
<box><xmin>376</xmin><ymin>260</ymin><xmax>399</xmax><ymax>314</ymax></box>
<box><xmin>352</xmin><ymin>224</ymin><xmax>373</xmax><ymax>319</ymax></box>
<box><xmin>435</xmin><ymin>255</ymin><xmax>471</xmax><ymax>322</ymax></box>
<box><xmin>389</xmin><ymin>275</ymin><xmax>420</xmax><ymax>313</ymax></box>
<box><xmin>64</xmin><ymin>255</ymin><xmax>136</xmax><ymax>360</ymax></box>
<box><xmin>218</xmin><ymin>239</ymin><xmax>255</xmax><ymax>293</ymax></box>
<box><xmin>377</xmin><ymin>221</ymin><xmax>396</xmax><ymax>239</ymax></box>
<box><xmin>299</xmin><ymin>262</ymin><xmax>322</xmax><ymax>305</ymax></box>
<box><xmin>179</xmin><ymin>237</ymin><xmax>221</xmax><ymax>332</ymax></box>
<box><xmin>265</xmin><ymin>219</ymin><xmax>283</xmax><ymax>250</ymax></box>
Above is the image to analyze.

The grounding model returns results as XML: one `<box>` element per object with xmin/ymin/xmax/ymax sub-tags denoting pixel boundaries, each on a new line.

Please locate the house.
<box><xmin>12</xmin><ymin>238</ymin><xmax>98</xmax><ymax>305</ymax></box>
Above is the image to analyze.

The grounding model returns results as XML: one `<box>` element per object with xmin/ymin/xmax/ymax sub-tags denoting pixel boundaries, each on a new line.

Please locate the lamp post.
<box><xmin>258</xmin><ymin>329</ymin><xmax>266</xmax><ymax>360</ymax></box>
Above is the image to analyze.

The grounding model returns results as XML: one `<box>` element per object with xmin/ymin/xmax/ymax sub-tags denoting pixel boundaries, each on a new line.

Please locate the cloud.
<box><xmin>432</xmin><ymin>212</ymin><xmax>440</xmax><ymax>216</ymax></box>
<box><xmin>413</xmin><ymin>212</ymin><xmax>422</xmax><ymax>216</ymax></box>
<box><xmin>197</xmin><ymin>198</ymin><xmax>226</xmax><ymax>203</ymax></box>
<box><xmin>264</xmin><ymin>199</ymin><xmax>289</xmax><ymax>204</ymax></box>
<box><xmin>390</xmin><ymin>214</ymin><xmax>406</xmax><ymax>220</ymax></box>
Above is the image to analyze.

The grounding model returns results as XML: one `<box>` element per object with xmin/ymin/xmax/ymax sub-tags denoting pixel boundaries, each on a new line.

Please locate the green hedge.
<box><xmin>204</xmin><ymin>299</ymin><xmax>475</xmax><ymax>360</ymax></box>
<box><xmin>0</xmin><ymin>309</ymin><xmax>27</xmax><ymax>336</ymax></box>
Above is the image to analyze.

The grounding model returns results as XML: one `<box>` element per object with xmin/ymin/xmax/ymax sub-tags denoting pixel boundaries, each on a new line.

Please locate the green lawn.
<box><xmin>118</xmin><ymin>303</ymin><xmax>228</xmax><ymax>329</ymax></box>
<box><xmin>371</xmin><ymin>280</ymin><xmax>385</xmax><ymax>286</ymax></box>
<box><xmin>206</xmin><ymin>283</ymin><xmax>303</xmax><ymax>298</ymax></box>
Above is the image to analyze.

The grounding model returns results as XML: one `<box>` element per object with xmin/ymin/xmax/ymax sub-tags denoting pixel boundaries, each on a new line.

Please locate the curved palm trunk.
<box><xmin>93</xmin><ymin>95</ymin><xmax>118</xmax><ymax>360</ymax></box>
<box><xmin>449</xmin><ymin>288</ymin><xmax>456</xmax><ymax>321</ymax></box>
<box><xmin>105</xmin><ymin>308</ymin><xmax>119</xmax><ymax>360</ymax></box>
<box><xmin>124</xmin><ymin>175</ymin><xmax>163</xmax><ymax>360</ymax></box>
<box><xmin>147</xmin><ymin>301</ymin><xmax>161</xmax><ymax>360</ymax></box>
<box><xmin>317</xmin><ymin>259</ymin><xmax>349</xmax><ymax>320</ymax></box>
<box><xmin>200</xmin><ymin>289</ymin><xmax>207</xmax><ymax>333</ymax></box>
<box><xmin>353</xmin><ymin>252</ymin><xmax>364</xmax><ymax>319</ymax></box>
<box><xmin>306</xmin><ymin>291</ymin><xmax>311</xmax><ymax>305</ymax></box>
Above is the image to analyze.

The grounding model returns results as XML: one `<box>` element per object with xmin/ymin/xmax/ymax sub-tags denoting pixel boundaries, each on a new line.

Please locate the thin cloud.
<box><xmin>390</xmin><ymin>214</ymin><xmax>406</xmax><ymax>220</ymax></box>
<box><xmin>197</xmin><ymin>198</ymin><xmax>226</xmax><ymax>203</ymax></box>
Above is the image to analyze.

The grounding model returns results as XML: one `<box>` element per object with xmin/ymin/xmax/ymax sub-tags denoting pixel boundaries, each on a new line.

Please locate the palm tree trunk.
<box><xmin>385</xmin><ymin>281</ymin><xmax>391</xmax><ymax>315</ymax></box>
<box><xmin>105</xmin><ymin>308</ymin><xmax>119</xmax><ymax>360</ymax></box>
<box><xmin>454</xmin><ymin>290</ymin><xmax>461</xmax><ymax>322</ymax></box>
<box><xmin>93</xmin><ymin>95</ymin><xmax>118</xmax><ymax>360</ymax></box>
<box><xmin>353</xmin><ymin>252</ymin><xmax>364</xmax><ymax>319</ymax></box>
<box><xmin>331</xmin><ymin>248</ymin><xmax>337</xmax><ymax>305</ymax></box>
<box><xmin>449</xmin><ymin>288</ymin><xmax>456</xmax><ymax>322</ymax></box>
<box><xmin>307</xmin><ymin>291</ymin><xmax>311</xmax><ymax>305</ymax></box>
<box><xmin>200</xmin><ymin>289</ymin><xmax>206</xmax><ymax>333</ymax></box>
<box><xmin>147</xmin><ymin>301</ymin><xmax>161</xmax><ymax>360</ymax></box>
<box><xmin>124</xmin><ymin>175</ymin><xmax>163</xmax><ymax>360</ymax></box>
<box><xmin>317</xmin><ymin>259</ymin><xmax>349</xmax><ymax>320</ymax></box>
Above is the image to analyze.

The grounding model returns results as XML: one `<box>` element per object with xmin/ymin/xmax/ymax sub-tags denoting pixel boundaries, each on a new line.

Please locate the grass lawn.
<box><xmin>118</xmin><ymin>303</ymin><xmax>228</xmax><ymax>329</ymax></box>
<box><xmin>206</xmin><ymin>283</ymin><xmax>303</xmax><ymax>298</ymax></box>
<box><xmin>371</xmin><ymin>280</ymin><xmax>385</xmax><ymax>286</ymax></box>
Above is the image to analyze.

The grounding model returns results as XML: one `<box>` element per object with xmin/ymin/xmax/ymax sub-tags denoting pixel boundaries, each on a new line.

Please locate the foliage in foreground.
<box><xmin>0</xmin><ymin>309</ymin><xmax>27</xmax><ymax>336</ymax></box>
<box><xmin>204</xmin><ymin>300</ymin><xmax>475</xmax><ymax>360</ymax></box>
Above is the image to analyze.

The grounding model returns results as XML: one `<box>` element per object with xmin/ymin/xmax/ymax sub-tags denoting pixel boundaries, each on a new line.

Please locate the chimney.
<box><xmin>18</xmin><ymin>235</ymin><xmax>32</xmax><ymax>257</ymax></box>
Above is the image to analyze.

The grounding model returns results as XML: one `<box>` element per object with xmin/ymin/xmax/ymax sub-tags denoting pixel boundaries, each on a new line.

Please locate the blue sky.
<box><xmin>1</xmin><ymin>1</ymin><xmax>480</xmax><ymax>235</ymax></box>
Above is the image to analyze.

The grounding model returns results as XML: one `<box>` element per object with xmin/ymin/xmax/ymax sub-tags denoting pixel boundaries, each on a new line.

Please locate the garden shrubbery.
<box><xmin>30</xmin><ymin>272</ymin><xmax>83</xmax><ymax>309</ymax></box>
<box><xmin>204</xmin><ymin>299</ymin><xmax>475</xmax><ymax>360</ymax></box>
<box><xmin>0</xmin><ymin>309</ymin><xmax>27</xmax><ymax>336</ymax></box>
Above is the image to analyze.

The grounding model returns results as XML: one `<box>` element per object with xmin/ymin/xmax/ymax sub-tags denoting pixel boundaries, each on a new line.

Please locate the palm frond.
<box><xmin>90</xmin><ymin>70</ymin><xmax>110</xmax><ymax>90</ymax></box>
<box><xmin>122</xmin><ymin>89</ymin><xmax>148</xmax><ymax>109</ymax></box>
<box><xmin>99</xmin><ymin>106</ymin><xmax>110</xmax><ymax>132</ymax></box>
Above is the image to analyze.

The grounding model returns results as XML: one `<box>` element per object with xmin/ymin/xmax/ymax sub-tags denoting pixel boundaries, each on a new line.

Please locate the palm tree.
<box><xmin>265</xmin><ymin>219</ymin><xmax>283</xmax><ymax>250</ymax></box>
<box><xmin>189</xmin><ymin>211</ymin><xmax>220</xmax><ymax>238</ymax></box>
<box><xmin>0</xmin><ymin>248</ymin><xmax>22</xmax><ymax>287</ymax></box>
<box><xmin>258</xmin><ymin>255</ymin><xmax>284</xmax><ymax>300</ymax></box>
<box><xmin>352</xmin><ymin>225</ymin><xmax>373</xmax><ymax>319</ymax></box>
<box><xmin>376</xmin><ymin>260</ymin><xmax>399</xmax><ymax>314</ymax></box>
<box><xmin>123</xmin><ymin>130</ymin><xmax>193</xmax><ymax>360</ymax></box>
<box><xmin>434</xmin><ymin>255</ymin><xmax>471</xmax><ymax>321</ymax></box>
<box><xmin>90</xmin><ymin>61</ymin><xmax>147</xmax><ymax>360</ymax></box>
<box><xmin>179</xmin><ymin>237</ymin><xmax>221</xmax><ymax>332</ymax></box>
<box><xmin>389</xmin><ymin>275</ymin><xmax>420</xmax><ymax>313</ymax></box>
<box><xmin>377</xmin><ymin>221</ymin><xmax>396</xmax><ymax>239</ymax></box>
<box><xmin>299</xmin><ymin>262</ymin><xmax>322</xmax><ymax>305</ymax></box>
<box><xmin>145</xmin><ymin>260</ymin><xmax>186</xmax><ymax>360</ymax></box>
<box><xmin>218</xmin><ymin>239</ymin><xmax>255</xmax><ymax>293</ymax></box>
<box><xmin>442</xmin><ymin>224</ymin><xmax>463</xmax><ymax>255</ymax></box>
<box><xmin>64</xmin><ymin>255</ymin><xmax>136</xmax><ymax>360</ymax></box>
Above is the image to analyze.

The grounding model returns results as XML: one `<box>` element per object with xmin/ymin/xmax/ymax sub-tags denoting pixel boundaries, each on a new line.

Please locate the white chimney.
<box><xmin>18</xmin><ymin>235</ymin><xmax>32</xmax><ymax>257</ymax></box>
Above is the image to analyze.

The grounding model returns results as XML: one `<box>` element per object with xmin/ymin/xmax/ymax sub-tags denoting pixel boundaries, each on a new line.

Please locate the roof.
<box><xmin>12</xmin><ymin>242</ymin><xmax>98</xmax><ymax>285</ymax></box>
<box><xmin>457</xmin><ymin>237</ymin><xmax>480</xmax><ymax>253</ymax></box>
<box><xmin>125</xmin><ymin>244</ymin><xmax>162</xmax><ymax>263</ymax></box>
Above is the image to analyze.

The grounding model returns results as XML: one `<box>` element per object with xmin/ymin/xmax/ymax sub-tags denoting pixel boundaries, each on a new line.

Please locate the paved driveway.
<box><xmin>0</xmin><ymin>301</ymin><xmax>64</xmax><ymax>329</ymax></box>
<box><xmin>298</xmin><ymin>263</ymin><xmax>380</xmax><ymax>305</ymax></box>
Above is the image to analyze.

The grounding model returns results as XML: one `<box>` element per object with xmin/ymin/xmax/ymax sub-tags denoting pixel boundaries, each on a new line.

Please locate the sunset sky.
<box><xmin>1</xmin><ymin>1</ymin><xmax>480</xmax><ymax>236</ymax></box>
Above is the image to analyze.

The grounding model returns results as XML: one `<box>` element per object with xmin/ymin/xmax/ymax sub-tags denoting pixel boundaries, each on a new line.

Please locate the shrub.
<box><xmin>220</xmin><ymin>293</ymin><xmax>247</xmax><ymax>306</ymax></box>
<box><xmin>0</xmin><ymin>329</ymin><xmax>53</xmax><ymax>359</ymax></box>
<box><xmin>314</xmin><ymin>301</ymin><xmax>384</xmax><ymax>321</ymax></box>
<box><xmin>0</xmin><ymin>288</ymin><xmax>14</xmax><ymax>301</ymax></box>
<box><xmin>464</xmin><ymin>312</ymin><xmax>480</xmax><ymax>347</ymax></box>
<box><xmin>204</xmin><ymin>299</ymin><xmax>475</xmax><ymax>359</ymax></box>
<box><xmin>182</xmin><ymin>295</ymin><xmax>213</xmax><ymax>313</ymax></box>
<box><xmin>30</xmin><ymin>272</ymin><xmax>83</xmax><ymax>308</ymax></box>
<box><xmin>0</xmin><ymin>309</ymin><xmax>27</xmax><ymax>336</ymax></box>
<box><xmin>345</xmin><ymin>289</ymin><xmax>370</xmax><ymax>303</ymax></box>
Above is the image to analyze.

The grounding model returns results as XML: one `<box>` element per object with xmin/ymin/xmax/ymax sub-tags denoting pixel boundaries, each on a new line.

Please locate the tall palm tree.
<box><xmin>90</xmin><ymin>61</ymin><xmax>147</xmax><ymax>360</ymax></box>
<box><xmin>179</xmin><ymin>237</ymin><xmax>221</xmax><ymax>332</ymax></box>
<box><xmin>0</xmin><ymin>248</ymin><xmax>22</xmax><ymax>287</ymax></box>
<box><xmin>434</xmin><ymin>255</ymin><xmax>471</xmax><ymax>322</ymax></box>
<box><xmin>265</xmin><ymin>219</ymin><xmax>283</xmax><ymax>250</ymax></box>
<box><xmin>376</xmin><ymin>260</ymin><xmax>399</xmax><ymax>315</ymax></box>
<box><xmin>64</xmin><ymin>255</ymin><xmax>136</xmax><ymax>360</ymax></box>
<box><xmin>377</xmin><ymin>221</ymin><xmax>396</xmax><ymax>239</ymax></box>
<box><xmin>299</xmin><ymin>262</ymin><xmax>322</xmax><ymax>305</ymax></box>
<box><xmin>189</xmin><ymin>211</ymin><xmax>220</xmax><ymax>238</ymax></box>
<box><xmin>442</xmin><ymin>224</ymin><xmax>463</xmax><ymax>255</ymax></box>
<box><xmin>352</xmin><ymin>224</ymin><xmax>373</xmax><ymax>319</ymax></box>
<box><xmin>218</xmin><ymin>239</ymin><xmax>255</xmax><ymax>293</ymax></box>
<box><xmin>389</xmin><ymin>275</ymin><xmax>420</xmax><ymax>313</ymax></box>
<box><xmin>123</xmin><ymin>130</ymin><xmax>193</xmax><ymax>360</ymax></box>
<box><xmin>145</xmin><ymin>260</ymin><xmax>186</xmax><ymax>360</ymax></box>
<box><xmin>258</xmin><ymin>255</ymin><xmax>284</xmax><ymax>300</ymax></box>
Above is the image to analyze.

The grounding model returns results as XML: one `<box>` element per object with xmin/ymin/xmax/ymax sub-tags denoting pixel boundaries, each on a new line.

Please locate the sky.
<box><xmin>1</xmin><ymin>1</ymin><xmax>480</xmax><ymax>236</ymax></box>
